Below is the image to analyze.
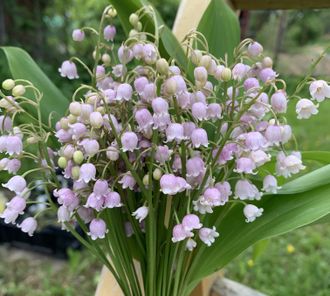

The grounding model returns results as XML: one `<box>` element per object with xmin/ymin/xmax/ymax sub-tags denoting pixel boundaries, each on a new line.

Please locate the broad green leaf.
<box><xmin>1</xmin><ymin>47</ymin><xmax>69</xmax><ymax>124</ymax></box>
<box><xmin>278</xmin><ymin>164</ymin><xmax>330</xmax><ymax>194</ymax></box>
<box><xmin>197</xmin><ymin>0</ymin><xmax>240</xmax><ymax>63</ymax></box>
<box><xmin>302</xmin><ymin>151</ymin><xmax>330</xmax><ymax>163</ymax></box>
<box><xmin>252</xmin><ymin>239</ymin><xmax>270</xmax><ymax>261</ymax></box>
<box><xmin>109</xmin><ymin>0</ymin><xmax>189</xmax><ymax>71</ymax></box>
<box><xmin>184</xmin><ymin>169</ymin><xmax>330</xmax><ymax>294</ymax></box>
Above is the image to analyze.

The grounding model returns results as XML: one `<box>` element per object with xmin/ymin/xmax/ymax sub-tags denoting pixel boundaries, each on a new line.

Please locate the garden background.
<box><xmin>0</xmin><ymin>0</ymin><xmax>330</xmax><ymax>295</ymax></box>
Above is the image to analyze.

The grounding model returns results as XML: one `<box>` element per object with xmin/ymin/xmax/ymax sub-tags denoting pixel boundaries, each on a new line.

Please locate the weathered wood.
<box><xmin>230</xmin><ymin>0</ymin><xmax>330</xmax><ymax>10</ymax></box>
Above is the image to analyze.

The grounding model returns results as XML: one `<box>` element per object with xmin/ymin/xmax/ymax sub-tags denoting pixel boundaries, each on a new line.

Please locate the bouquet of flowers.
<box><xmin>1</xmin><ymin>2</ymin><xmax>330</xmax><ymax>296</ymax></box>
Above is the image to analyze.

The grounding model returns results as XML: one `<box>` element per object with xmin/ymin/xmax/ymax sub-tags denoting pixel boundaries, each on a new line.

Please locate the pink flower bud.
<box><xmin>132</xmin><ymin>206</ymin><xmax>149</xmax><ymax>222</ymax></box>
<box><xmin>166</xmin><ymin>123</ymin><xmax>184</xmax><ymax>142</ymax></box>
<box><xmin>58</xmin><ymin>61</ymin><xmax>79</xmax><ymax>79</ymax></box>
<box><xmin>259</xmin><ymin>67</ymin><xmax>276</xmax><ymax>83</ymax></box>
<box><xmin>265</xmin><ymin>125</ymin><xmax>282</xmax><ymax>145</ymax></box>
<box><xmin>53</xmin><ymin>188</ymin><xmax>79</xmax><ymax>211</ymax></box>
<box><xmin>247</xmin><ymin>41</ymin><xmax>263</xmax><ymax>57</ymax></box>
<box><xmin>249</xmin><ymin>150</ymin><xmax>271</xmax><ymax>167</ymax></box>
<box><xmin>88</xmin><ymin>218</ymin><xmax>107</xmax><ymax>240</ymax></box>
<box><xmin>18</xmin><ymin>217</ymin><xmax>37</xmax><ymax>236</ymax></box>
<box><xmin>243</xmin><ymin>78</ymin><xmax>260</xmax><ymax>91</ymax></box>
<box><xmin>57</xmin><ymin>205</ymin><xmax>71</xmax><ymax>223</ymax></box>
<box><xmin>96</xmin><ymin>65</ymin><xmax>105</xmax><ymax>78</ymax></box>
<box><xmin>183</xmin><ymin>122</ymin><xmax>196</xmax><ymax>138</ymax></box>
<box><xmin>194</xmin><ymin>66</ymin><xmax>208</xmax><ymax>84</ymax></box>
<box><xmin>155</xmin><ymin>145</ymin><xmax>172</xmax><ymax>163</ymax></box>
<box><xmin>143</xmin><ymin>44</ymin><xmax>157</xmax><ymax>64</ymax></box>
<box><xmin>134</xmin><ymin>77</ymin><xmax>149</xmax><ymax>94</ymax></box>
<box><xmin>79</xmin><ymin>163</ymin><xmax>96</xmax><ymax>183</ymax></box>
<box><xmin>207</xmin><ymin>103</ymin><xmax>222</xmax><ymax>120</ymax></box>
<box><xmin>72</xmin><ymin>29</ymin><xmax>85</xmax><ymax>42</ymax></box>
<box><xmin>6</xmin><ymin>196</ymin><xmax>26</xmax><ymax>213</ymax></box>
<box><xmin>85</xmin><ymin>193</ymin><xmax>104</xmax><ymax>211</ymax></box>
<box><xmin>235</xmin><ymin>157</ymin><xmax>256</xmax><ymax>174</ymax></box>
<box><xmin>243</xmin><ymin>132</ymin><xmax>267</xmax><ymax>151</ymax></box>
<box><xmin>119</xmin><ymin>173</ymin><xmax>136</xmax><ymax>190</ymax></box>
<box><xmin>0</xmin><ymin>115</ymin><xmax>12</xmax><ymax>131</ymax></box>
<box><xmin>132</xmin><ymin>43</ymin><xmax>144</xmax><ymax>59</ymax></box>
<box><xmin>152</xmin><ymin>97</ymin><xmax>169</xmax><ymax>114</ymax></box>
<box><xmin>172</xmin><ymin>224</ymin><xmax>191</xmax><ymax>242</ymax></box>
<box><xmin>2</xmin><ymin>176</ymin><xmax>26</xmax><ymax>194</ymax></box>
<box><xmin>135</xmin><ymin>109</ymin><xmax>153</xmax><ymax>132</ymax></box>
<box><xmin>103</xmin><ymin>25</ymin><xmax>116</xmax><ymax>41</ymax></box>
<box><xmin>121</xmin><ymin>132</ymin><xmax>138</xmax><ymax>152</ymax></box>
<box><xmin>106</xmin><ymin>146</ymin><xmax>119</xmax><ymax>161</ymax></box>
<box><xmin>93</xmin><ymin>179</ymin><xmax>109</xmax><ymax>196</ymax></box>
<box><xmin>182</xmin><ymin>214</ymin><xmax>202</xmax><ymax>231</ymax></box>
<box><xmin>118</xmin><ymin>45</ymin><xmax>133</xmax><ymax>64</ymax></box>
<box><xmin>81</xmin><ymin>139</ymin><xmax>100</xmax><ymax>157</ymax></box>
<box><xmin>5</xmin><ymin>159</ymin><xmax>21</xmax><ymax>174</ymax></box>
<box><xmin>309</xmin><ymin>80</ymin><xmax>330</xmax><ymax>102</ymax></box>
<box><xmin>6</xmin><ymin>135</ymin><xmax>23</xmax><ymax>155</ymax></box>
<box><xmin>271</xmin><ymin>91</ymin><xmax>287</xmax><ymax>113</ymax></box>
<box><xmin>232</xmin><ymin>63</ymin><xmax>250</xmax><ymax>80</ymax></box>
<box><xmin>77</xmin><ymin>207</ymin><xmax>94</xmax><ymax>224</ymax></box>
<box><xmin>243</xmin><ymin>204</ymin><xmax>263</xmax><ymax>223</ymax></box>
<box><xmin>70</xmin><ymin>123</ymin><xmax>87</xmax><ymax>139</ymax></box>
<box><xmin>214</xmin><ymin>181</ymin><xmax>232</xmax><ymax>204</ymax></box>
<box><xmin>235</xmin><ymin>179</ymin><xmax>262</xmax><ymax>200</ymax></box>
<box><xmin>262</xmin><ymin>175</ymin><xmax>280</xmax><ymax>193</ymax></box>
<box><xmin>192</xmin><ymin>102</ymin><xmax>207</xmax><ymax>121</ymax></box>
<box><xmin>104</xmin><ymin>191</ymin><xmax>122</xmax><ymax>208</ymax></box>
<box><xmin>191</xmin><ymin>128</ymin><xmax>208</xmax><ymax>148</ymax></box>
<box><xmin>0</xmin><ymin>208</ymin><xmax>19</xmax><ymax>224</ymax></box>
<box><xmin>116</xmin><ymin>83</ymin><xmax>133</xmax><ymax>101</ymax></box>
<box><xmin>199</xmin><ymin>226</ymin><xmax>219</xmax><ymax>246</ymax></box>
<box><xmin>186</xmin><ymin>156</ymin><xmax>205</xmax><ymax>178</ymax></box>
<box><xmin>296</xmin><ymin>98</ymin><xmax>318</xmax><ymax>119</ymax></box>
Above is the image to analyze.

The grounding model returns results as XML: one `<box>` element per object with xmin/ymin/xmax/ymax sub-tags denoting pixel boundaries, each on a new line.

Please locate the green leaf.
<box><xmin>278</xmin><ymin>164</ymin><xmax>330</xmax><ymax>194</ymax></box>
<box><xmin>184</xmin><ymin>167</ymin><xmax>330</xmax><ymax>294</ymax></box>
<box><xmin>252</xmin><ymin>239</ymin><xmax>270</xmax><ymax>261</ymax></box>
<box><xmin>302</xmin><ymin>151</ymin><xmax>330</xmax><ymax>163</ymax></box>
<box><xmin>1</xmin><ymin>47</ymin><xmax>69</xmax><ymax>124</ymax></box>
<box><xmin>109</xmin><ymin>0</ymin><xmax>189</xmax><ymax>71</ymax></box>
<box><xmin>197</xmin><ymin>0</ymin><xmax>240</xmax><ymax>63</ymax></box>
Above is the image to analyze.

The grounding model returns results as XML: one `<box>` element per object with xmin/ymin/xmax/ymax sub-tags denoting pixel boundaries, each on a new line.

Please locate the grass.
<box><xmin>0</xmin><ymin>247</ymin><xmax>101</xmax><ymax>296</ymax></box>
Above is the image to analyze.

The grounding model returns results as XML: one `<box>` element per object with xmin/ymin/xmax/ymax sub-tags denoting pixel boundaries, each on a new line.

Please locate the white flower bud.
<box><xmin>73</xmin><ymin>151</ymin><xmax>84</xmax><ymax>164</ymax></box>
<box><xmin>153</xmin><ymin>168</ymin><xmax>162</xmax><ymax>180</ymax></box>
<box><xmin>12</xmin><ymin>85</ymin><xmax>25</xmax><ymax>97</ymax></box>
<box><xmin>262</xmin><ymin>57</ymin><xmax>273</xmax><ymax>68</ymax></box>
<box><xmin>191</xmin><ymin>50</ymin><xmax>202</xmax><ymax>65</ymax></box>
<box><xmin>60</xmin><ymin>118</ymin><xmax>69</xmax><ymax>129</ymax></box>
<box><xmin>90</xmin><ymin>111</ymin><xmax>103</xmax><ymax>128</ymax></box>
<box><xmin>221</xmin><ymin>68</ymin><xmax>232</xmax><ymax>82</ymax></box>
<box><xmin>2</xmin><ymin>79</ymin><xmax>15</xmax><ymax>90</ymax></box>
<box><xmin>199</xmin><ymin>55</ymin><xmax>212</xmax><ymax>69</ymax></box>
<box><xmin>102</xmin><ymin>53</ymin><xmax>111</xmax><ymax>65</ymax></box>
<box><xmin>156</xmin><ymin>58</ymin><xmax>169</xmax><ymax>75</ymax></box>
<box><xmin>69</xmin><ymin>102</ymin><xmax>81</xmax><ymax>116</ymax></box>
<box><xmin>107</xmin><ymin>7</ymin><xmax>117</xmax><ymax>18</ymax></box>
<box><xmin>71</xmin><ymin>166</ymin><xmax>80</xmax><ymax>180</ymax></box>
<box><xmin>68</xmin><ymin>114</ymin><xmax>77</xmax><ymax>124</ymax></box>
<box><xmin>58</xmin><ymin>156</ymin><xmax>67</xmax><ymax>169</ymax></box>
<box><xmin>135</xmin><ymin>22</ymin><xmax>142</xmax><ymax>31</ymax></box>
<box><xmin>129</xmin><ymin>13</ymin><xmax>139</xmax><ymax>26</ymax></box>
<box><xmin>143</xmin><ymin>174</ymin><xmax>149</xmax><ymax>186</ymax></box>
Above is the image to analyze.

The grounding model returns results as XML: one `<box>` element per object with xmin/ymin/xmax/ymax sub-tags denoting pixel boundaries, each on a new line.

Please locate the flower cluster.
<box><xmin>0</xmin><ymin>6</ymin><xmax>328</xmax><ymax>254</ymax></box>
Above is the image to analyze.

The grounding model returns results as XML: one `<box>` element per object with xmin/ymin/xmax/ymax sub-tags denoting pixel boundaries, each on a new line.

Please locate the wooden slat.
<box><xmin>230</xmin><ymin>0</ymin><xmax>330</xmax><ymax>10</ymax></box>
